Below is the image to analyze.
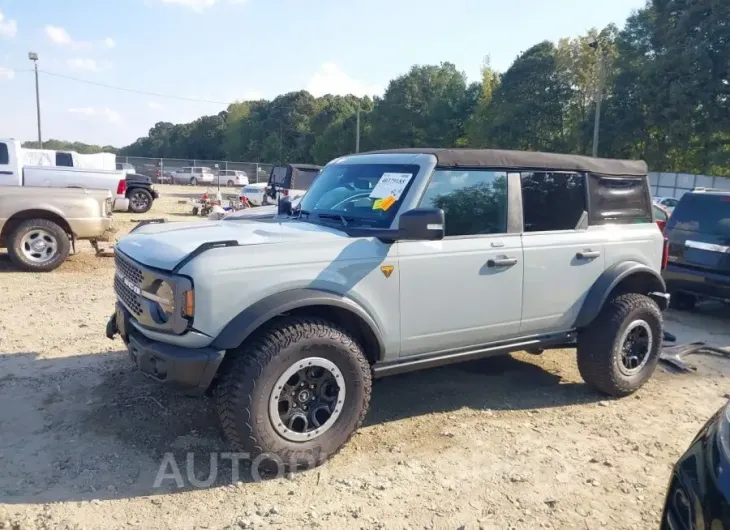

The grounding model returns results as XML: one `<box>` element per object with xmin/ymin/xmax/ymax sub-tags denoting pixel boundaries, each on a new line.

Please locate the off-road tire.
<box><xmin>216</xmin><ymin>317</ymin><xmax>372</xmax><ymax>472</ymax></box>
<box><xmin>670</xmin><ymin>291</ymin><xmax>697</xmax><ymax>311</ymax></box>
<box><xmin>128</xmin><ymin>188</ymin><xmax>154</xmax><ymax>213</ymax></box>
<box><xmin>577</xmin><ymin>293</ymin><xmax>662</xmax><ymax>397</ymax></box>
<box><xmin>7</xmin><ymin>218</ymin><xmax>70</xmax><ymax>272</ymax></box>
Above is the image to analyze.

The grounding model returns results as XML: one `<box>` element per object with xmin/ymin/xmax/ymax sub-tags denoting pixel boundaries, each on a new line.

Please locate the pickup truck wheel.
<box><xmin>128</xmin><ymin>188</ymin><xmax>153</xmax><ymax>213</ymax></box>
<box><xmin>216</xmin><ymin>317</ymin><xmax>372</xmax><ymax>472</ymax></box>
<box><xmin>189</xmin><ymin>177</ymin><xmax>198</xmax><ymax>186</ymax></box>
<box><xmin>7</xmin><ymin>219</ymin><xmax>70</xmax><ymax>272</ymax></box>
<box><xmin>577</xmin><ymin>293</ymin><xmax>662</xmax><ymax>397</ymax></box>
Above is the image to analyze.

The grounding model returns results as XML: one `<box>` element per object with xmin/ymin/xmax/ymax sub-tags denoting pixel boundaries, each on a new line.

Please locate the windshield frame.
<box><xmin>295</xmin><ymin>161</ymin><xmax>423</xmax><ymax>229</ymax></box>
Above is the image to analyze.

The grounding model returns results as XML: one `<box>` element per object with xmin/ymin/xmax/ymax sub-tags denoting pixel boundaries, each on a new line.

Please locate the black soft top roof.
<box><xmin>361</xmin><ymin>148</ymin><xmax>648</xmax><ymax>177</ymax></box>
<box><xmin>285</xmin><ymin>164</ymin><xmax>322</xmax><ymax>171</ymax></box>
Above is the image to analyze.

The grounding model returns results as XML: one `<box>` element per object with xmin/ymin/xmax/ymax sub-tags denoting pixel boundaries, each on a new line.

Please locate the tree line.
<box><xmin>107</xmin><ymin>0</ymin><xmax>730</xmax><ymax>175</ymax></box>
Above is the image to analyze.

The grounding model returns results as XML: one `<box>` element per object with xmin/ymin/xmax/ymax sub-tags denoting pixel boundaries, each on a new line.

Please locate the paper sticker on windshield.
<box><xmin>369</xmin><ymin>173</ymin><xmax>413</xmax><ymax>200</ymax></box>
<box><xmin>373</xmin><ymin>195</ymin><xmax>396</xmax><ymax>211</ymax></box>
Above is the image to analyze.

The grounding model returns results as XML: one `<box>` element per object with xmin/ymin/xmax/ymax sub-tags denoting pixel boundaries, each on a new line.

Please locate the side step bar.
<box><xmin>371</xmin><ymin>332</ymin><xmax>576</xmax><ymax>379</ymax></box>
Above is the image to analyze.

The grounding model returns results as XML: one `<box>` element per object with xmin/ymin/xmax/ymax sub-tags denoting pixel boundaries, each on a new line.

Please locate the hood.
<box><xmin>116</xmin><ymin>219</ymin><xmax>348</xmax><ymax>270</ymax></box>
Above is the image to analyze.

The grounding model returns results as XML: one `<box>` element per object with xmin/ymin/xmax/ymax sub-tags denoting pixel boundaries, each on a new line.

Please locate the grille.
<box><xmin>114</xmin><ymin>253</ymin><xmax>143</xmax><ymax>316</ymax></box>
<box><xmin>115</xmin><ymin>252</ymin><xmax>143</xmax><ymax>284</ymax></box>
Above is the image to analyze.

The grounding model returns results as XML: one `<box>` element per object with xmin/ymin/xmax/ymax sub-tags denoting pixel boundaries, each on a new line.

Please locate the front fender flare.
<box><xmin>574</xmin><ymin>261</ymin><xmax>667</xmax><ymax>329</ymax></box>
<box><xmin>211</xmin><ymin>288</ymin><xmax>385</xmax><ymax>358</ymax></box>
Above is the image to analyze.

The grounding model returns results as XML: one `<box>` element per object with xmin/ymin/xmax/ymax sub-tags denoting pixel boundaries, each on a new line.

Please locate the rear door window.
<box><xmin>56</xmin><ymin>152</ymin><xmax>73</xmax><ymax>167</ymax></box>
<box><xmin>669</xmin><ymin>194</ymin><xmax>730</xmax><ymax>236</ymax></box>
<box><xmin>0</xmin><ymin>142</ymin><xmax>9</xmax><ymax>165</ymax></box>
<box><xmin>521</xmin><ymin>172</ymin><xmax>587</xmax><ymax>231</ymax></box>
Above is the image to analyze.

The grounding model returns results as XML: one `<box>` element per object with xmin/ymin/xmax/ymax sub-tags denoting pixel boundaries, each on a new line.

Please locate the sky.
<box><xmin>0</xmin><ymin>0</ymin><xmax>648</xmax><ymax>148</ymax></box>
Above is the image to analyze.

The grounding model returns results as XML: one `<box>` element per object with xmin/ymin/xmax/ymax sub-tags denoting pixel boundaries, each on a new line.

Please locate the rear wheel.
<box><xmin>7</xmin><ymin>219</ymin><xmax>70</xmax><ymax>272</ymax></box>
<box><xmin>577</xmin><ymin>294</ymin><xmax>662</xmax><ymax>397</ymax></box>
<box><xmin>216</xmin><ymin>317</ymin><xmax>372</xmax><ymax>472</ymax></box>
<box><xmin>189</xmin><ymin>177</ymin><xmax>198</xmax><ymax>186</ymax></box>
<box><xmin>227</xmin><ymin>180</ymin><xmax>234</xmax><ymax>187</ymax></box>
<box><xmin>128</xmin><ymin>188</ymin><xmax>153</xmax><ymax>213</ymax></box>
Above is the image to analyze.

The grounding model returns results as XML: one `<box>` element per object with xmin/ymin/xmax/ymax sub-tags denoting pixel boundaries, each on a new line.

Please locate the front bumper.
<box><xmin>663</xmin><ymin>264</ymin><xmax>730</xmax><ymax>302</ymax></box>
<box><xmin>660</xmin><ymin>409</ymin><xmax>730</xmax><ymax>529</ymax></box>
<box><xmin>107</xmin><ymin>303</ymin><xmax>225</xmax><ymax>396</ymax></box>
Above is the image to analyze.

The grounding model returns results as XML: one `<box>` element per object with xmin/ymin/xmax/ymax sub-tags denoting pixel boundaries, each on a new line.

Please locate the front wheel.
<box><xmin>216</xmin><ymin>317</ymin><xmax>372</xmax><ymax>472</ymax></box>
<box><xmin>577</xmin><ymin>293</ymin><xmax>663</xmax><ymax>397</ymax></box>
<box><xmin>128</xmin><ymin>188</ymin><xmax>153</xmax><ymax>213</ymax></box>
<box><xmin>7</xmin><ymin>219</ymin><xmax>70</xmax><ymax>272</ymax></box>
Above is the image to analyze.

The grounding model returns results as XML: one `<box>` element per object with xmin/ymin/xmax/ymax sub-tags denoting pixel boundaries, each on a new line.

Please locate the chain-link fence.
<box><xmin>648</xmin><ymin>171</ymin><xmax>730</xmax><ymax>198</ymax></box>
<box><xmin>116</xmin><ymin>156</ymin><xmax>274</xmax><ymax>184</ymax></box>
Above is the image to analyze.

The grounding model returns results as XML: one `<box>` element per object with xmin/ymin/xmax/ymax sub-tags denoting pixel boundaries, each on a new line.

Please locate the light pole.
<box><xmin>28</xmin><ymin>51</ymin><xmax>42</xmax><ymax>149</ymax></box>
<box><xmin>355</xmin><ymin>101</ymin><xmax>361</xmax><ymax>153</ymax></box>
<box><xmin>589</xmin><ymin>41</ymin><xmax>606</xmax><ymax>158</ymax></box>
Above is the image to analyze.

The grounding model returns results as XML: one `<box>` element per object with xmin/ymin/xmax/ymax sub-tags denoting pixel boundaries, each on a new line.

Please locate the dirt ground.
<box><xmin>1</xmin><ymin>184</ymin><xmax>729</xmax><ymax>530</ymax></box>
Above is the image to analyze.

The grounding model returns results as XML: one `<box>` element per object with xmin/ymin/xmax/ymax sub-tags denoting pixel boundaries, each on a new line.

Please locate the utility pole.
<box><xmin>28</xmin><ymin>52</ymin><xmax>42</xmax><ymax>149</ymax></box>
<box><xmin>589</xmin><ymin>41</ymin><xmax>606</xmax><ymax>158</ymax></box>
<box><xmin>355</xmin><ymin>101</ymin><xmax>361</xmax><ymax>153</ymax></box>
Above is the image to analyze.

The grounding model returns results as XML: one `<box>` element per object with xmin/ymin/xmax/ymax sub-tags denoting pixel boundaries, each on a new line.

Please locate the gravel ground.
<box><xmin>1</xmin><ymin>184</ymin><xmax>729</xmax><ymax>529</ymax></box>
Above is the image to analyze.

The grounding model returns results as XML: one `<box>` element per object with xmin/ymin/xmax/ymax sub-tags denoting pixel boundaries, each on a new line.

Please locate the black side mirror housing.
<box><xmin>278</xmin><ymin>196</ymin><xmax>292</xmax><ymax>216</ymax></box>
<box><xmin>397</xmin><ymin>208</ymin><xmax>445</xmax><ymax>240</ymax></box>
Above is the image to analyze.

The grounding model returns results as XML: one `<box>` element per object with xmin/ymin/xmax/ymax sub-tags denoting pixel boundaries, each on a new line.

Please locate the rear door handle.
<box><xmin>576</xmin><ymin>250</ymin><xmax>601</xmax><ymax>260</ymax></box>
<box><xmin>487</xmin><ymin>256</ymin><xmax>518</xmax><ymax>268</ymax></box>
<box><xmin>0</xmin><ymin>171</ymin><xmax>13</xmax><ymax>175</ymax></box>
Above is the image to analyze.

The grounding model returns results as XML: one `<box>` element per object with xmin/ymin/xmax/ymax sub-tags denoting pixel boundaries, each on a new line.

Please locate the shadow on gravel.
<box><xmin>0</xmin><ymin>349</ymin><xmax>614</xmax><ymax>505</ymax></box>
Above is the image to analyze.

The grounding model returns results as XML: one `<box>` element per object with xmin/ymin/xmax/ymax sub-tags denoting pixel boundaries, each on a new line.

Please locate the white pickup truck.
<box><xmin>0</xmin><ymin>139</ymin><xmax>129</xmax><ymax>211</ymax></box>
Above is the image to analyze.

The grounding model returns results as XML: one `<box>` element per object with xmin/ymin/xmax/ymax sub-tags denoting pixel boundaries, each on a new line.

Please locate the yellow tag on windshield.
<box><xmin>373</xmin><ymin>195</ymin><xmax>396</xmax><ymax>211</ymax></box>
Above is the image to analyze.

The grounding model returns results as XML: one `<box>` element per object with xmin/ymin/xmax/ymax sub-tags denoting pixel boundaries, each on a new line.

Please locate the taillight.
<box><xmin>282</xmin><ymin>189</ymin><xmax>289</xmax><ymax>196</ymax></box>
<box><xmin>661</xmin><ymin>237</ymin><xmax>669</xmax><ymax>270</ymax></box>
<box><xmin>656</xmin><ymin>219</ymin><xmax>666</xmax><ymax>232</ymax></box>
<box><xmin>116</xmin><ymin>179</ymin><xmax>127</xmax><ymax>195</ymax></box>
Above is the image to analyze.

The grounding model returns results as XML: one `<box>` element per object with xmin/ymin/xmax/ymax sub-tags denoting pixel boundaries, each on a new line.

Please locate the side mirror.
<box><xmin>278</xmin><ymin>196</ymin><xmax>292</xmax><ymax>216</ymax></box>
<box><xmin>397</xmin><ymin>208</ymin><xmax>445</xmax><ymax>241</ymax></box>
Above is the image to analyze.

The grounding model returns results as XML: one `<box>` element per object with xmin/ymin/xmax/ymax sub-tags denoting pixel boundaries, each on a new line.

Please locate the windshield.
<box><xmin>270</xmin><ymin>166</ymin><xmax>288</xmax><ymax>185</ymax></box>
<box><xmin>669</xmin><ymin>193</ymin><xmax>730</xmax><ymax>236</ymax></box>
<box><xmin>297</xmin><ymin>163</ymin><xmax>420</xmax><ymax>228</ymax></box>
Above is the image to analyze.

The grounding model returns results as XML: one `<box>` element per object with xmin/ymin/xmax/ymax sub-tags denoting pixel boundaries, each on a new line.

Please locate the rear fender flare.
<box><xmin>574</xmin><ymin>261</ymin><xmax>667</xmax><ymax>329</ymax></box>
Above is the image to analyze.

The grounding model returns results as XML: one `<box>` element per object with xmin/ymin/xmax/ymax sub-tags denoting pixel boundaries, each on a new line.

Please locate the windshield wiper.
<box><xmin>317</xmin><ymin>213</ymin><xmax>350</xmax><ymax>227</ymax></box>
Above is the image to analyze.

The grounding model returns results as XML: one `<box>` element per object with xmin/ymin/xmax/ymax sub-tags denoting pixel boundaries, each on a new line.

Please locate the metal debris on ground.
<box><xmin>659</xmin><ymin>335</ymin><xmax>730</xmax><ymax>373</ymax></box>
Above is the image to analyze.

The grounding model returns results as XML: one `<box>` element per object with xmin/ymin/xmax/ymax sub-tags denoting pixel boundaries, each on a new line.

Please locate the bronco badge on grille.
<box><xmin>117</xmin><ymin>271</ymin><xmax>142</xmax><ymax>295</ymax></box>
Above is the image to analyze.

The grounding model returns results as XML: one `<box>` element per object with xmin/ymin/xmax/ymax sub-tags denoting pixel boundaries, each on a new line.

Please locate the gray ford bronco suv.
<box><xmin>106</xmin><ymin>148</ymin><xmax>669</xmax><ymax>469</ymax></box>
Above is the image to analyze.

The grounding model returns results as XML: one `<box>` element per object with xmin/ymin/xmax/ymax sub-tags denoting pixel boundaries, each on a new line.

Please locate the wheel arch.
<box><xmin>0</xmin><ymin>209</ymin><xmax>73</xmax><ymax>246</ymax></box>
<box><xmin>574</xmin><ymin>261</ymin><xmax>667</xmax><ymax>329</ymax></box>
<box><xmin>211</xmin><ymin>289</ymin><xmax>385</xmax><ymax>364</ymax></box>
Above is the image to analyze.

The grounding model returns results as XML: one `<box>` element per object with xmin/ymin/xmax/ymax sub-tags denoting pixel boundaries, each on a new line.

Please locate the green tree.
<box><xmin>370</xmin><ymin>63</ymin><xmax>476</xmax><ymax>149</ymax></box>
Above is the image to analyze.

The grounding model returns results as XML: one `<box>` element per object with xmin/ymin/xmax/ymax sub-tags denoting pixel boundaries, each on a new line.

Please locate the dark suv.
<box><xmin>663</xmin><ymin>189</ymin><xmax>730</xmax><ymax>309</ymax></box>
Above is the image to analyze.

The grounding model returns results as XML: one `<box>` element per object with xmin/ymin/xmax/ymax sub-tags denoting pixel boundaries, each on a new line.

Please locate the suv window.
<box><xmin>420</xmin><ymin>169</ymin><xmax>508</xmax><ymax>236</ymax></box>
<box><xmin>662</xmin><ymin>198</ymin><xmax>678</xmax><ymax>207</ymax></box>
<box><xmin>116</xmin><ymin>163</ymin><xmax>122</xmax><ymax>170</ymax></box>
<box><xmin>669</xmin><ymin>193</ymin><xmax>730</xmax><ymax>236</ymax></box>
<box><xmin>0</xmin><ymin>142</ymin><xmax>8</xmax><ymax>165</ymax></box>
<box><xmin>271</xmin><ymin>166</ymin><xmax>288</xmax><ymax>185</ymax></box>
<box><xmin>293</xmin><ymin>170</ymin><xmax>319</xmax><ymax>191</ymax></box>
<box><xmin>587</xmin><ymin>174</ymin><xmax>652</xmax><ymax>225</ymax></box>
<box><xmin>181</xmin><ymin>168</ymin><xmax>192</xmax><ymax>174</ymax></box>
<box><xmin>56</xmin><ymin>152</ymin><xmax>73</xmax><ymax>167</ymax></box>
<box><xmin>194</xmin><ymin>168</ymin><xmax>203</xmax><ymax>174</ymax></box>
<box><xmin>521</xmin><ymin>172</ymin><xmax>586</xmax><ymax>232</ymax></box>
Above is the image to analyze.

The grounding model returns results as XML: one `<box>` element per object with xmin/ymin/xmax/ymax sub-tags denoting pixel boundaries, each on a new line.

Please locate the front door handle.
<box><xmin>0</xmin><ymin>171</ymin><xmax>13</xmax><ymax>175</ymax></box>
<box><xmin>487</xmin><ymin>256</ymin><xmax>518</xmax><ymax>268</ymax></box>
<box><xmin>576</xmin><ymin>250</ymin><xmax>601</xmax><ymax>260</ymax></box>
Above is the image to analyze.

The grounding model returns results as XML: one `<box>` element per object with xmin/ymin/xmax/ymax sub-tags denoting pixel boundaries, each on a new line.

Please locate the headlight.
<box><xmin>142</xmin><ymin>280</ymin><xmax>175</xmax><ymax>322</ymax></box>
<box><xmin>719</xmin><ymin>401</ymin><xmax>730</xmax><ymax>459</ymax></box>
